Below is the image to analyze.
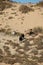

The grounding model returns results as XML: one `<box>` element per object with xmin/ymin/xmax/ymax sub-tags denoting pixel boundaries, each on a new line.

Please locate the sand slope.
<box><xmin>0</xmin><ymin>2</ymin><xmax>43</xmax><ymax>65</ymax></box>
<box><xmin>0</xmin><ymin>3</ymin><xmax>43</xmax><ymax>33</ymax></box>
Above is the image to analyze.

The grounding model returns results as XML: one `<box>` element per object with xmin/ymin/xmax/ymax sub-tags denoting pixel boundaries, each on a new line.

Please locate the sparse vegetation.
<box><xmin>19</xmin><ymin>5</ymin><xmax>34</xmax><ymax>13</ymax></box>
<box><xmin>0</xmin><ymin>28</ymin><xmax>6</xmax><ymax>32</ymax></box>
<box><xmin>0</xmin><ymin>49</ymin><xmax>3</xmax><ymax>55</ymax></box>
<box><xmin>3</xmin><ymin>46</ymin><xmax>11</xmax><ymax>56</ymax></box>
<box><xmin>0</xmin><ymin>27</ymin><xmax>11</xmax><ymax>35</ymax></box>
<box><xmin>11</xmin><ymin>12</ymin><xmax>17</xmax><ymax>14</ymax></box>
<box><xmin>0</xmin><ymin>0</ymin><xmax>12</xmax><ymax>11</ymax></box>
<box><xmin>38</xmin><ymin>55</ymin><xmax>43</xmax><ymax>63</ymax></box>
<box><xmin>30</xmin><ymin>49</ymin><xmax>38</xmax><ymax>55</ymax></box>
<box><xmin>0</xmin><ymin>55</ymin><xmax>3</xmax><ymax>62</ymax></box>
<box><xmin>0</xmin><ymin>12</ymin><xmax>4</xmax><ymax>15</ymax></box>
<box><xmin>8</xmin><ymin>16</ymin><xmax>13</xmax><ymax>19</ymax></box>
<box><xmin>41</xmin><ymin>13</ymin><xmax>43</xmax><ymax>15</ymax></box>
<box><xmin>3</xmin><ymin>57</ymin><xmax>15</xmax><ymax>64</ymax></box>
<box><xmin>36</xmin><ymin>1</ymin><xmax>43</xmax><ymax>7</ymax></box>
<box><xmin>33</xmin><ymin>37</ymin><xmax>43</xmax><ymax>50</ymax></box>
<box><xmin>33</xmin><ymin>27</ymin><xmax>43</xmax><ymax>34</ymax></box>
<box><xmin>5</xmin><ymin>29</ymin><xmax>11</xmax><ymax>35</ymax></box>
<box><xmin>0</xmin><ymin>0</ymin><xmax>43</xmax><ymax>65</ymax></box>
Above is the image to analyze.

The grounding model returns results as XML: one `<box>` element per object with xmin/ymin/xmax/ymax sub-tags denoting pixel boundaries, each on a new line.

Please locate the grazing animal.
<box><xmin>27</xmin><ymin>29</ymin><xmax>35</xmax><ymax>35</ymax></box>
<box><xmin>19</xmin><ymin>34</ymin><xmax>24</xmax><ymax>41</ymax></box>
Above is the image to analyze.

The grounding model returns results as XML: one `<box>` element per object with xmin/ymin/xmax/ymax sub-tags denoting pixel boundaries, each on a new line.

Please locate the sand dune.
<box><xmin>0</xmin><ymin>1</ymin><xmax>43</xmax><ymax>65</ymax></box>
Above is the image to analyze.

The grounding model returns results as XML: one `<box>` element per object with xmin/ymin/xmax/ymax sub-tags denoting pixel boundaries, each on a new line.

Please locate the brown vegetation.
<box><xmin>0</xmin><ymin>1</ymin><xmax>12</xmax><ymax>11</ymax></box>
<box><xmin>19</xmin><ymin>5</ymin><xmax>34</xmax><ymax>13</ymax></box>
<box><xmin>0</xmin><ymin>49</ymin><xmax>3</xmax><ymax>55</ymax></box>
<box><xmin>0</xmin><ymin>55</ymin><xmax>3</xmax><ymax>62</ymax></box>
<box><xmin>36</xmin><ymin>1</ymin><xmax>43</xmax><ymax>7</ymax></box>
<box><xmin>33</xmin><ymin>27</ymin><xmax>43</xmax><ymax>34</ymax></box>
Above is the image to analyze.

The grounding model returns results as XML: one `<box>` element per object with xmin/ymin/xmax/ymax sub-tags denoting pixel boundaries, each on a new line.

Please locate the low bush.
<box><xmin>36</xmin><ymin>1</ymin><xmax>43</xmax><ymax>7</ymax></box>
<box><xmin>33</xmin><ymin>27</ymin><xmax>43</xmax><ymax>34</ymax></box>
<box><xmin>0</xmin><ymin>1</ymin><xmax>12</xmax><ymax>11</ymax></box>
<box><xmin>19</xmin><ymin>5</ymin><xmax>34</xmax><ymax>13</ymax></box>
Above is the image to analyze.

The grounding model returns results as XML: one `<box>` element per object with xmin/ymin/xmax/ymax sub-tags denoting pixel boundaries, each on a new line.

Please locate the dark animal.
<box><xmin>19</xmin><ymin>34</ymin><xmax>24</xmax><ymax>41</ymax></box>
<box><xmin>27</xmin><ymin>29</ymin><xmax>35</xmax><ymax>35</ymax></box>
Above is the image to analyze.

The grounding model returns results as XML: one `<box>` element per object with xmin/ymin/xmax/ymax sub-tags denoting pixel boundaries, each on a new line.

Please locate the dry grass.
<box><xmin>3</xmin><ymin>46</ymin><xmax>11</xmax><ymax>56</ymax></box>
<box><xmin>40</xmin><ymin>51</ymin><xmax>43</xmax><ymax>56</ymax></box>
<box><xmin>33</xmin><ymin>37</ymin><xmax>43</xmax><ymax>50</ymax></box>
<box><xmin>19</xmin><ymin>5</ymin><xmax>34</xmax><ymax>13</ymax></box>
<box><xmin>21</xmin><ymin>59</ymin><xmax>38</xmax><ymax>65</ymax></box>
<box><xmin>0</xmin><ymin>12</ymin><xmax>4</xmax><ymax>15</ymax></box>
<box><xmin>0</xmin><ymin>49</ymin><xmax>3</xmax><ymax>55</ymax></box>
<box><xmin>0</xmin><ymin>1</ymin><xmax>12</xmax><ymax>11</ymax></box>
<box><xmin>0</xmin><ymin>28</ymin><xmax>6</xmax><ymax>32</ymax></box>
<box><xmin>0</xmin><ymin>26</ymin><xmax>43</xmax><ymax>65</ymax></box>
<box><xmin>5</xmin><ymin>41</ymin><xmax>10</xmax><ymax>45</ymax></box>
<box><xmin>31</xmin><ymin>55</ymin><xmax>38</xmax><ymax>60</ymax></box>
<box><xmin>30</xmin><ymin>49</ymin><xmax>38</xmax><ymax>55</ymax></box>
<box><xmin>0</xmin><ymin>27</ymin><xmax>11</xmax><ymax>35</ymax></box>
<box><xmin>0</xmin><ymin>55</ymin><xmax>3</xmax><ymax>62</ymax></box>
<box><xmin>8</xmin><ymin>16</ymin><xmax>13</xmax><ymax>19</ymax></box>
<box><xmin>36</xmin><ymin>1</ymin><xmax>43</xmax><ymax>7</ymax></box>
<box><xmin>33</xmin><ymin>27</ymin><xmax>43</xmax><ymax>34</ymax></box>
<box><xmin>3</xmin><ymin>57</ymin><xmax>15</xmax><ymax>64</ymax></box>
<box><xmin>38</xmin><ymin>55</ymin><xmax>43</xmax><ymax>63</ymax></box>
<box><xmin>41</xmin><ymin>13</ymin><xmax>43</xmax><ymax>15</ymax></box>
<box><xmin>11</xmin><ymin>12</ymin><xmax>17</xmax><ymax>14</ymax></box>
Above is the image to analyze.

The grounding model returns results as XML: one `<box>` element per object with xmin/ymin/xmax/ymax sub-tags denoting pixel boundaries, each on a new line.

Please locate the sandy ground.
<box><xmin>0</xmin><ymin>3</ymin><xmax>43</xmax><ymax>33</ymax></box>
<box><xmin>0</xmin><ymin>2</ymin><xmax>43</xmax><ymax>65</ymax></box>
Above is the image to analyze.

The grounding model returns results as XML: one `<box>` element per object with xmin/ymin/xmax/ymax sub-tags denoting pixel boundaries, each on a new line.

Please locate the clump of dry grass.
<box><xmin>3</xmin><ymin>57</ymin><xmax>15</xmax><ymax>64</ymax></box>
<box><xmin>0</xmin><ymin>55</ymin><xmax>3</xmax><ymax>62</ymax></box>
<box><xmin>5</xmin><ymin>28</ymin><xmax>11</xmax><ymax>35</ymax></box>
<box><xmin>0</xmin><ymin>28</ymin><xmax>6</xmax><ymax>32</ymax></box>
<box><xmin>29</xmin><ymin>60</ymin><xmax>38</xmax><ymax>65</ymax></box>
<box><xmin>3</xmin><ymin>46</ymin><xmax>11</xmax><ymax>56</ymax></box>
<box><xmin>6</xmin><ymin>40</ymin><xmax>15</xmax><ymax>46</ymax></box>
<box><xmin>21</xmin><ymin>59</ymin><xmax>38</xmax><ymax>65</ymax></box>
<box><xmin>19</xmin><ymin>5</ymin><xmax>34</xmax><ymax>13</ymax></box>
<box><xmin>33</xmin><ymin>27</ymin><xmax>43</xmax><ymax>34</ymax></box>
<box><xmin>0</xmin><ymin>12</ymin><xmax>4</xmax><ymax>15</ymax></box>
<box><xmin>41</xmin><ymin>13</ymin><xmax>43</xmax><ymax>15</ymax></box>
<box><xmin>0</xmin><ymin>1</ymin><xmax>12</xmax><ymax>11</ymax></box>
<box><xmin>0</xmin><ymin>49</ymin><xmax>3</xmax><ymax>55</ymax></box>
<box><xmin>8</xmin><ymin>16</ymin><xmax>13</xmax><ymax>19</ymax></box>
<box><xmin>0</xmin><ymin>2</ymin><xmax>5</xmax><ymax>11</ymax></box>
<box><xmin>11</xmin><ymin>12</ymin><xmax>16</xmax><ymax>14</ymax></box>
<box><xmin>38</xmin><ymin>55</ymin><xmax>43</xmax><ymax>63</ymax></box>
<box><xmin>0</xmin><ymin>24</ymin><xmax>2</xmax><ymax>26</ymax></box>
<box><xmin>5</xmin><ymin>40</ymin><xmax>19</xmax><ymax>49</ymax></box>
<box><xmin>3</xmin><ymin>46</ymin><xmax>9</xmax><ymax>51</ymax></box>
<box><xmin>5</xmin><ymin>41</ymin><xmax>10</xmax><ymax>45</ymax></box>
<box><xmin>40</xmin><ymin>51</ymin><xmax>43</xmax><ymax>56</ymax></box>
<box><xmin>36</xmin><ymin>1</ymin><xmax>43</xmax><ymax>7</ymax></box>
<box><xmin>31</xmin><ymin>55</ymin><xmax>38</xmax><ymax>61</ymax></box>
<box><xmin>33</xmin><ymin>37</ymin><xmax>43</xmax><ymax>50</ymax></box>
<box><xmin>11</xmin><ymin>12</ymin><xmax>18</xmax><ymax>16</ymax></box>
<box><xmin>0</xmin><ymin>27</ymin><xmax>11</xmax><ymax>35</ymax></box>
<box><xmin>30</xmin><ymin>49</ymin><xmax>38</xmax><ymax>55</ymax></box>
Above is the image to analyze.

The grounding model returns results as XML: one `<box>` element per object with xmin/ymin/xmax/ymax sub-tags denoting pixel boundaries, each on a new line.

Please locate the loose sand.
<box><xmin>0</xmin><ymin>2</ymin><xmax>43</xmax><ymax>65</ymax></box>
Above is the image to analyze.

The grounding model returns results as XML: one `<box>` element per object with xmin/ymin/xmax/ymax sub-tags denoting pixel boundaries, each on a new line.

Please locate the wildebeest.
<box><xmin>19</xmin><ymin>34</ymin><xmax>25</xmax><ymax>41</ymax></box>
